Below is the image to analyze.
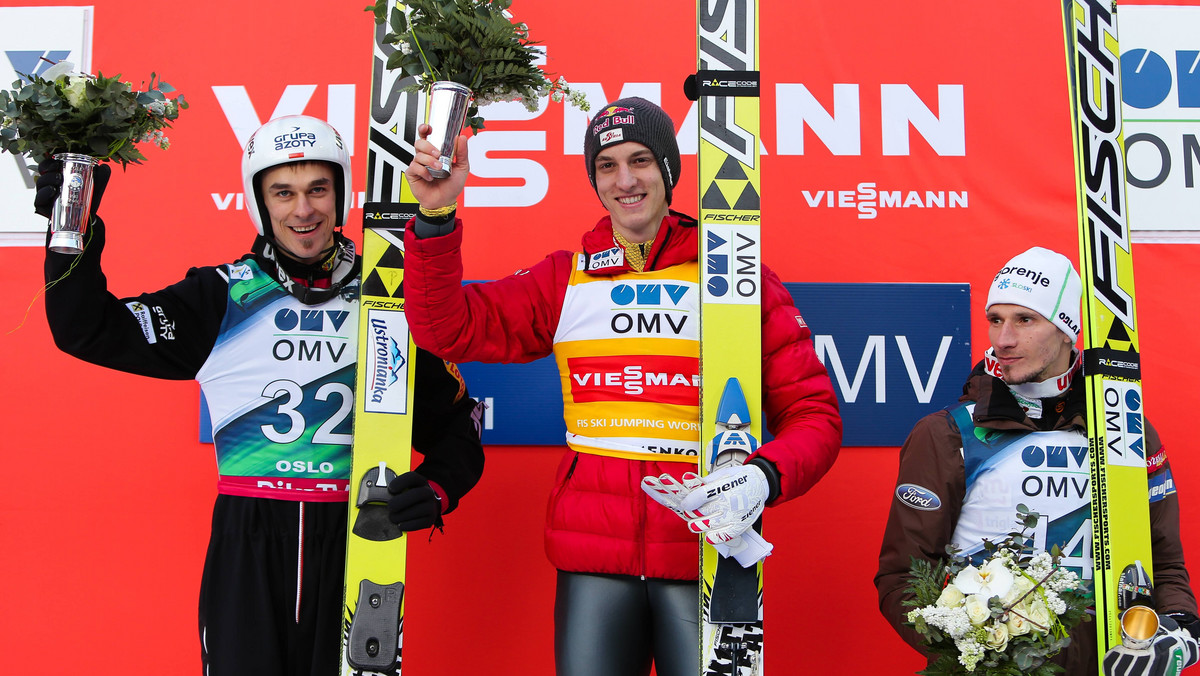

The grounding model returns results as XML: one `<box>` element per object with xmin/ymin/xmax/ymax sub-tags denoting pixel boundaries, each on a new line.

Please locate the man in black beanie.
<box><xmin>400</xmin><ymin>97</ymin><xmax>842</xmax><ymax>676</ymax></box>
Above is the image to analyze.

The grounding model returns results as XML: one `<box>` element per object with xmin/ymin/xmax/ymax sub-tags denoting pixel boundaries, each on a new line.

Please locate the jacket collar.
<box><xmin>579</xmin><ymin>211</ymin><xmax>698</xmax><ymax>275</ymax></box>
<box><xmin>250</xmin><ymin>232</ymin><xmax>361</xmax><ymax>305</ymax></box>
<box><xmin>960</xmin><ymin>360</ymin><xmax>1086</xmax><ymax>433</ymax></box>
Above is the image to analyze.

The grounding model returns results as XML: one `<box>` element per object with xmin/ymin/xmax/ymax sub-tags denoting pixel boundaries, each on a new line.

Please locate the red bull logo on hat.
<box><xmin>599</xmin><ymin>105</ymin><xmax>634</xmax><ymax>117</ymax></box>
<box><xmin>592</xmin><ymin>108</ymin><xmax>637</xmax><ymax>137</ymax></box>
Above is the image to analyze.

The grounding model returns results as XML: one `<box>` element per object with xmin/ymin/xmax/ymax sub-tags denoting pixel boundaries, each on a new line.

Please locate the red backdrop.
<box><xmin>1</xmin><ymin>1</ymin><xmax>1198</xmax><ymax>674</ymax></box>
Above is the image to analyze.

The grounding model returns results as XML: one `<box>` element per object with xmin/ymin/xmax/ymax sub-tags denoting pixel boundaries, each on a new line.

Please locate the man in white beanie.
<box><xmin>874</xmin><ymin>247</ymin><xmax>1200</xmax><ymax>674</ymax></box>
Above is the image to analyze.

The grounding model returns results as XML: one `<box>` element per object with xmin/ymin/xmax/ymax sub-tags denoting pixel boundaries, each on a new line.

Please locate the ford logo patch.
<box><xmin>895</xmin><ymin>483</ymin><xmax>941</xmax><ymax>511</ymax></box>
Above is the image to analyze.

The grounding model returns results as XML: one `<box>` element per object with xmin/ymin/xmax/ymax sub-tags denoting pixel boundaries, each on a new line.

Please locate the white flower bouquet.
<box><xmin>0</xmin><ymin>61</ymin><xmax>186</xmax><ymax>166</ymax></box>
<box><xmin>904</xmin><ymin>506</ymin><xmax>1091</xmax><ymax>675</ymax></box>
<box><xmin>366</xmin><ymin>0</ymin><xmax>588</xmax><ymax>133</ymax></box>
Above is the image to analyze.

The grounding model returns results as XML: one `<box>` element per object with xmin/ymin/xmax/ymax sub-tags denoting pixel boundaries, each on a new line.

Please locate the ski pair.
<box><xmin>340</xmin><ymin>1</ymin><xmax>769</xmax><ymax>675</ymax></box>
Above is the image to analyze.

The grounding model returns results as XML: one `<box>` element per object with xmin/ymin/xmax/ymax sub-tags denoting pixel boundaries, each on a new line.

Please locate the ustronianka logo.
<box><xmin>365</xmin><ymin>309</ymin><xmax>410</xmax><ymax>415</ymax></box>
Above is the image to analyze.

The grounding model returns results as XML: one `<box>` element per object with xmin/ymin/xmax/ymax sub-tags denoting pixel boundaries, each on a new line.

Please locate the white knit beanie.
<box><xmin>986</xmin><ymin>247</ymin><xmax>1082</xmax><ymax>341</ymax></box>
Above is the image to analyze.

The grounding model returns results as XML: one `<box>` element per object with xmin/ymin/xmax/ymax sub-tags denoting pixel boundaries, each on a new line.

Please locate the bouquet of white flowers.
<box><xmin>904</xmin><ymin>506</ymin><xmax>1091</xmax><ymax>675</ymax></box>
<box><xmin>367</xmin><ymin>0</ymin><xmax>588</xmax><ymax>133</ymax></box>
<box><xmin>0</xmin><ymin>61</ymin><xmax>186</xmax><ymax>166</ymax></box>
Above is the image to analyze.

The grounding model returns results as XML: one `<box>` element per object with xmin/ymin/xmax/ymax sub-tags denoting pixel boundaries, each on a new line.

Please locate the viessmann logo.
<box><xmin>567</xmin><ymin>355</ymin><xmax>699</xmax><ymax>405</ymax></box>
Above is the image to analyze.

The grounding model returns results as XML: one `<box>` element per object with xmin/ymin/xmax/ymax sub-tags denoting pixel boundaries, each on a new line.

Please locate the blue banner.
<box><xmin>202</xmin><ymin>283</ymin><xmax>971</xmax><ymax>447</ymax></box>
<box><xmin>794</xmin><ymin>283</ymin><xmax>971</xmax><ymax>446</ymax></box>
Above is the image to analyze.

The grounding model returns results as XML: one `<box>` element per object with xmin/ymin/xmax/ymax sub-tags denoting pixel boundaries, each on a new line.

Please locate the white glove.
<box><xmin>641</xmin><ymin>468</ymin><xmax>773</xmax><ymax>567</ymax></box>
<box><xmin>715</xmin><ymin>528</ymin><xmax>774</xmax><ymax>567</ymax></box>
<box><xmin>641</xmin><ymin>471</ymin><xmax>704</xmax><ymax>520</ymax></box>
<box><xmin>677</xmin><ymin>464</ymin><xmax>769</xmax><ymax>544</ymax></box>
<box><xmin>1104</xmin><ymin>615</ymin><xmax>1200</xmax><ymax>676</ymax></box>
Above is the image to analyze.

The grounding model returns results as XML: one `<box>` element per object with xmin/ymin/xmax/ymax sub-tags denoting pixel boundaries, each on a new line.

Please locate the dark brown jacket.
<box><xmin>874</xmin><ymin>361</ymin><xmax>1196</xmax><ymax>673</ymax></box>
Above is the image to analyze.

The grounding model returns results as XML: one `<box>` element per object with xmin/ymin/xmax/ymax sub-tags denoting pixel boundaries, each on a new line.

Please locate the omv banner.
<box><xmin>454</xmin><ymin>282</ymin><xmax>971</xmax><ymax>447</ymax></box>
<box><xmin>198</xmin><ymin>282</ymin><xmax>971</xmax><ymax>448</ymax></box>
<box><xmin>199</xmin><ymin>283</ymin><xmax>970</xmax><ymax>448</ymax></box>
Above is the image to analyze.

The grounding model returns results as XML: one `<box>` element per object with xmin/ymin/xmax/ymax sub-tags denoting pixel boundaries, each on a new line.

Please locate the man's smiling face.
<box><xmin>593</xmin><ymin>142</ymin><xmax>669</xmax><ymax>243</ymax></box>
<box><xmin>262</xmin><ymin>161</ymin><xmax>338</xmax><ymax>264</ymax></box>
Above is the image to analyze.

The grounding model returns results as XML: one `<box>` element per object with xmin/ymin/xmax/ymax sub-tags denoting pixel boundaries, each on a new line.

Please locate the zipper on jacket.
<box><xmin>295</xmin><ymin>502</ymin><xmax>304</xmax><ymax>624</ymax></box>
<box><xmin>637</xmin><ymin>460</ymin><xmax>647</xmax><ymax>577</ymax></box>
<box><xmin>646</xmin><ymin>220</ymin><xmax>672</xmax><ymax>271</ymax></box>
<box><xmin>548</xmin><ymin>452</ymin><xmax>581</xmax><ymax>519</ymax></box>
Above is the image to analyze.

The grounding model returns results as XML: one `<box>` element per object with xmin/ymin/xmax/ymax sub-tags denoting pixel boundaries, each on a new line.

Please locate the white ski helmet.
<box><xmin>241</xmin><ymin>115</ymin><xmax>352</xmax><ymax>237</ymax></box>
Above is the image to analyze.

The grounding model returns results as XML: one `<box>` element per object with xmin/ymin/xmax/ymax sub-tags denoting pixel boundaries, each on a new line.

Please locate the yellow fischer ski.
<box><xmin>340</xmin><ymin>4</ymin><xmax>423</xmax><ymax>674</ymax></box>
<box><xmin>1060</xmin><ymin>0</ymin><xmax>1154</xmax><ymax>665</ymax></box>
<box><xmin>694</xmin><ymin>0</ymin><xmax>764</xmax><ymax>673</ymax></box>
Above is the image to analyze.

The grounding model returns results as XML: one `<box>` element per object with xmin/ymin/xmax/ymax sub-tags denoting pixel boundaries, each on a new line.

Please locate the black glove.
<box><xmin>33</xmin><ymin>158</ymin><xmax>111</xmax><ymax>219</ymax></box>
<box><xmin>387</xmin><ymin>472</ymin><xmax>444</xmax><ymax>532</ymax></box>
<box><xmin>1104</xmin><ymin>615</ymin><xmax>1200</xmax><ymax>676</ymax></box>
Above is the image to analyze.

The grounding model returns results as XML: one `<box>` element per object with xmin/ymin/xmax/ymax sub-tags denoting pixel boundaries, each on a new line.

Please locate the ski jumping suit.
<box><xmin>403</xmin><ymin>211</ymin><xmax>843</xmax><ymax>675</ymax></box>
<box><xmin>44</xmin><ymin>220</ymin><xmax>485</xmax><ymax>676</ymax></box>
<box><xmin>875</xmin><ymin>359</ymin><xmax>1196</xmax><ymax>673</ymax></box>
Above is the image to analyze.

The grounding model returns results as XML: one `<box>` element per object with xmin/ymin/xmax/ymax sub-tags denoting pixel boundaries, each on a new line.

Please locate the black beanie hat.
<box><xmin>583</xmin><ymin>97</ymin><xmax>681</xmax><ymax>205</ymax></box>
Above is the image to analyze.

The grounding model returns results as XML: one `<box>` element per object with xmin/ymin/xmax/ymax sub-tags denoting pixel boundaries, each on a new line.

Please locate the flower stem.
<box><xmin>410</xmin><ymin>29</ymin><xmax>439</xmax><ymax>83</ymax></box>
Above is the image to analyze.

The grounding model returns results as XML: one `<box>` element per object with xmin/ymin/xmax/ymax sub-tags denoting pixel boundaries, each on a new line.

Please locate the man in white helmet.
<box><xmin>36</xmin><ymin>115</ymin><xmax>486</xmax><ymax>674</ymax></box>
<box><xmin>875</xmin><ymin>247</ymin><xmax>1199</xmax><ymax>675</ymax></box>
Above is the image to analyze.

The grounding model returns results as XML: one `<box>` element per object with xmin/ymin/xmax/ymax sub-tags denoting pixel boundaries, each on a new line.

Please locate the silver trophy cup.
<box><xmin>424</xmin><ymin>82</ymin><xmax>472</xmax><ymax>178</ymax></box>
<box><xmin>47</xmin><ymin>153</ymin><xmax>99</xmax><ymax>255</ymax></box>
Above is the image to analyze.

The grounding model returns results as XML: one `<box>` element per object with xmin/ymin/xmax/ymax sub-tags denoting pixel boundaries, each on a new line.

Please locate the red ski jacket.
<box><xmin>404</xmin><ymin>212</ymin><xmax>842</xmax><ymax>579</ymax></box>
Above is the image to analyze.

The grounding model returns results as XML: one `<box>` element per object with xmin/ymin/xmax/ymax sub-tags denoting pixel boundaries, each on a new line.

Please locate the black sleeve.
<box><xmin>409</xmin><ymin>347</ymin><xmax>485</xmax><ymax>514</ymax></box>
<box><xmin>44</xmin><ymin>218</ymin><xmax>228</xmax><ymax>379</ymax></box>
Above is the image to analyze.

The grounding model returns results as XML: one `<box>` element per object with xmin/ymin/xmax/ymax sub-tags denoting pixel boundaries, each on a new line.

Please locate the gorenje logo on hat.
<box><xmin>994</xmin><ymin>265</ymin><xmax>1055</xmax><ymax>295</ymax></box>
<box><xmin>993</xmin><ymin>265</ymin><xmax>1052</xmax><ymax>288</ymax></box>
